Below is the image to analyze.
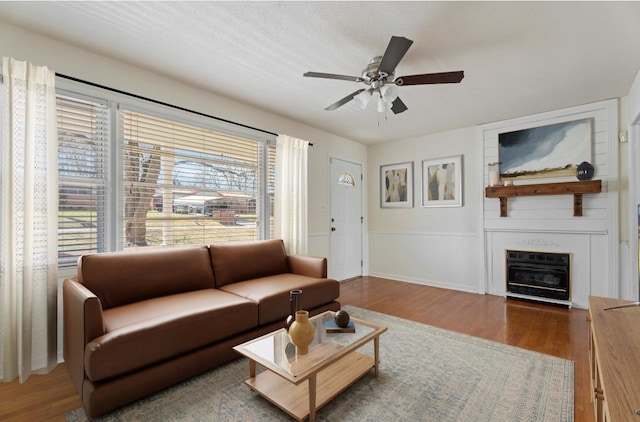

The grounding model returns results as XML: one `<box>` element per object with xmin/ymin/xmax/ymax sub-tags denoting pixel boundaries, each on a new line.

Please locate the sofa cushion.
<box><xmin>218</xmin><ymin>273</ymin><xmax>340</xmax><ymax>325</ymax></box>
<box><xmin>78</xmin><ymin>246</ymin><xmax>215</xmax><ymax>309</ymax></box>
<box><xmin>84</xmin><ymin>289</ymin><xmax>257</xmax><ymax>382</ymax></box>
<box><xmin>209</xmin><ymin>239</ymin><xmax>289</xmax><ymax>287</ymax></box>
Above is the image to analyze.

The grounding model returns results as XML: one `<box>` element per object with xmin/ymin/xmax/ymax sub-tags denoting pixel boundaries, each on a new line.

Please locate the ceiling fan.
<box><xmin>304</xmin><ymin>36</ymin><xmax>464</xmax><ymax>114</ymax></box>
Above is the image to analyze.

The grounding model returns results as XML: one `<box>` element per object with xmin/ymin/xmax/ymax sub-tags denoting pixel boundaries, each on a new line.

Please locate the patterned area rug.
<box><xmin>67</xmin><ymin>305</ymin><xmax>574</xmax><ymax>421</ymax></box>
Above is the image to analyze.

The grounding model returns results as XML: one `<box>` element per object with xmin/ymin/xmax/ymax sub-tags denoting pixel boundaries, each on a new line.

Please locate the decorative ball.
<box><xmin>334</xmin><ymin>310</ymin><xmax>350</xmax><ymax>328</ymax></box>
<box><xmin>576</xmin><ymin>161</ymin><xmax>594</xmax><ymax>181</ymax></box>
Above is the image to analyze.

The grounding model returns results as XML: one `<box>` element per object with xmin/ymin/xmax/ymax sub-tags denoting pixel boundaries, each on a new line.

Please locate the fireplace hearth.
<box><xmin>505</xmin><ymin>250</ymin><xmax>571</xmax><ymax>304</ymax></box>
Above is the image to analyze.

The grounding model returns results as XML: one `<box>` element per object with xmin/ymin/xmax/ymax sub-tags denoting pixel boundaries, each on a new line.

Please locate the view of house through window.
<box><xmin>57</xmin><ymin>86</ymin><xmax>275</xmax><ymax>267</ymax></box>
<box><xmin>121</xmin><ymin>110</ymin><xmax>275</xmax><ymax>249</ymax></box>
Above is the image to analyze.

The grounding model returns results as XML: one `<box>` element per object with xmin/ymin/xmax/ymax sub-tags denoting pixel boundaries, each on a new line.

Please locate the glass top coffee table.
<box><xmin>233</xmin><ymin>310</ymin><xmax>387</xmax><ymax>422</ymax></box>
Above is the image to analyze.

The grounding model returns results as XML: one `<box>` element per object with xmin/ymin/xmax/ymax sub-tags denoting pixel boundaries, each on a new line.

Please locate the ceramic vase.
<box><xmin>285</xmin><ymin>289</ymin><xmax>302</xmax><ymax>330</ymax></box>
<box><xmin>288</xmin><ymin>310</ymin><xmax>315</xmax><ymax>354</ymax></box>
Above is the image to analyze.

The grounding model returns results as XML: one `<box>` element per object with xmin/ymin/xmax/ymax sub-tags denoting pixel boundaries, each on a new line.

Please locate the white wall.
<box><xmin>367</xmin><ymin>126</ymin><xmax>483</xmax><ymax>293</ymax></box>
<box><xmin>629</xmin><ymin>70</ymin><xmax>640</xmax><ymax>123</ymax></box>
<box><xmin>627</xmin><ymin>69</ymin><xmax>640</xmax><ymax>302</ymax></box>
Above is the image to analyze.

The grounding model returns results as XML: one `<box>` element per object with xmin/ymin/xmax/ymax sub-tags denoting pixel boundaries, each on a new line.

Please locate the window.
<box><xmin>337</xmin><ymin>170</ymin><xmax>356</xmax><ymax>187</ymax></box>
<box><xmin>56</xmin><ymin>81</ymin><xmax>275</xmax><ymax>267</ymax></box>
<box><xmin>57</xmin><ymin>94</ymin><xmax>110</xmax><ymax>267</ymax></box>
<box><xmin>120</xmin><ymin>109</ymin><xmax>273</xmax><ymax>249</ymax></box>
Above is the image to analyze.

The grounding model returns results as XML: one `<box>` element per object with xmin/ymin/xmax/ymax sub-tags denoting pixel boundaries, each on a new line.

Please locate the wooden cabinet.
<box><xmin>588</xmin><ymin>296</ymin><xmax>640</xmax><ymax>421</ymax></box>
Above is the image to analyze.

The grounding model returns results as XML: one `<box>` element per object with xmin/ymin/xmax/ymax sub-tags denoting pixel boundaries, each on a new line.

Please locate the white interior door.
<box><xmin>329</xmin><ymin>158</ymin><xmax>362</xmax><ymax>281</ymax></box>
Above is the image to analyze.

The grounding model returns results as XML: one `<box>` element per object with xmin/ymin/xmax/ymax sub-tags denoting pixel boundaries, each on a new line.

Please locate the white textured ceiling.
<box><xmin>1</xmin><ymin>1</ymin><xmax>640</xmax><ymax>145</ymax></box>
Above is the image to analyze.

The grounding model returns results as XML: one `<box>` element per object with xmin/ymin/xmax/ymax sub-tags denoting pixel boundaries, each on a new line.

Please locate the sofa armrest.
<box><xmin>63</xmin><ymin>278</ymin><xmax>105</xmax><ymax>395</ymax></box>
<box><xmin>287</xmin><ymin>255</ymin><xmax>327</xmax><ymax>278</ymax></box>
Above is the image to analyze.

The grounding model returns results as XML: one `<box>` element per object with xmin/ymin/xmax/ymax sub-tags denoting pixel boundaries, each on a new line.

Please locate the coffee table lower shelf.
<box><xmin>245</xmin><ymin>351</ymin><xmax>375</xmax><ymax>421</ymax></box>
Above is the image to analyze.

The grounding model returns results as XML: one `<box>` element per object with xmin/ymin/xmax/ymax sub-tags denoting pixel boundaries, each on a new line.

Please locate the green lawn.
<box><xmin>58</xmin><ymin>210</ymin><xmax>263</xmax><ymax>256</ymax></box>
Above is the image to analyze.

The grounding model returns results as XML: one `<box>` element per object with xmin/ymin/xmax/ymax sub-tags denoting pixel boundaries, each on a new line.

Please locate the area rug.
<box><xmin>67</xmin><ymin>305</ymin><xmax>574</xmax><ymax>421</ymax></box>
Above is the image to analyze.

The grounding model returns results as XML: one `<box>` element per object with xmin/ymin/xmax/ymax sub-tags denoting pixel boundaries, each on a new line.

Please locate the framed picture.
<box><xmin>380</xmin><ymin>162</ymin><xmax>413</xmax><ymax>208</ymax></box>
<box><xmin>498</xmin><ymin>118</ymin><xmax>592</xmax><ymax>180</ymax></box>
<box><xmin>422</xmin><ymin>155</ymin><xmax>463</xmax><ymax>207</ymax></box>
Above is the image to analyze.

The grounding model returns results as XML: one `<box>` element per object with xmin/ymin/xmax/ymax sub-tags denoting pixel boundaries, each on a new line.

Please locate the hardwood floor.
<box><xmin>339</xmin><ymin>276</ymin><xmax>592</xmax><ymax>422</ymax></box>
<box><xmin>0</xmin><ymin>276</ymin><xmax>591</xmax><ymax>421</ymax></box>
<box><xmin>0</xmin><ymin>363</ymin><xmax>81</xmax><ymax>421</ymax></box>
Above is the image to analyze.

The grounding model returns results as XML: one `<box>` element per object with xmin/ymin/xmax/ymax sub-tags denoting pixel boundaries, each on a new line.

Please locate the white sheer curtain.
<box><xmin>0</xmin><ymin>57</ymin><xmax>58</xmax><ymax>382</ymax></box>
<box><xmin>274</xmin><ymin>135</ymin><xmax>309</xmax><ymax>255</ymax></box>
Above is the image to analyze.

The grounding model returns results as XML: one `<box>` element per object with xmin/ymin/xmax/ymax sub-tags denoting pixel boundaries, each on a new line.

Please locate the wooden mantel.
<box><xmin>485</xmin><ymin>180</ymin><xmax>602</xmax><ymax>217</ymax></box>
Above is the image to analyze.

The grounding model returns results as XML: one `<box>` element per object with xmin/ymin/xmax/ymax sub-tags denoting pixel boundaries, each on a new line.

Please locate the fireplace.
<box><xmin>505</xmin><ymin>250</ymin><xmax>571</xmax><ymax>303</ymax></box>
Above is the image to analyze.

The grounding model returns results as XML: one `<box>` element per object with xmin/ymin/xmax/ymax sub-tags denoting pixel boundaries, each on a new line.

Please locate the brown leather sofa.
<box><xmin>63</xmin><ymin>239</ymin><xmax>340</xmax><ymax>417</ymax></box>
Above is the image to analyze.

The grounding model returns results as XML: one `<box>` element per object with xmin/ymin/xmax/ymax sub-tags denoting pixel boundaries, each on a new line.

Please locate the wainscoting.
<box><xmin>308</xmin><ymin>232</ymin><xmax>330</xmax><ymax>262</ymax></box>
<box><xmin>368</xmin><ymin>231</ymin><xmax>482</xmax><ymax>294</ymax></box>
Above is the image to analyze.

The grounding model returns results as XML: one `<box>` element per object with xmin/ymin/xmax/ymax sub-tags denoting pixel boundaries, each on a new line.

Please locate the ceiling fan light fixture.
<box><xmin>353</xmin><ymin>89</ymin><xmax>372</xmax><ymax>109</ymax></box>
<box><xmin>380</xmin><ymin>84</ymin><xmax>398</xmax><ymax>104</ymax></box>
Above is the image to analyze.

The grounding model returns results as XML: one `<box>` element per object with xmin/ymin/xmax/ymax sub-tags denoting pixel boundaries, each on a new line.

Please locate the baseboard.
<box><xmin>367</xmin><ymin>272</ymin><xmax>480</xmax><ymax>294</ymax></box>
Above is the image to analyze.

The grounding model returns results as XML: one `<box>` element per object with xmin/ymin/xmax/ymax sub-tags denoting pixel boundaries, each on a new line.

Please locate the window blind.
<box><xmin>120</xmin><ymin>109</ymin><xmax>272</xmax><ymax>249</ymax></box>
<box><xmin>57</xmin><ymin>95</ymin><xmax>110</xmax><ymax>266</ymax></box>
<box><xmin>267</xmin><ymin>144</ymin><xmax>276</xmax><ymax>239</ymax></box>
<box><xmin>55</xmin><ymin>78</ymin><xmax>276</xmax><ymax>268</ymax></box>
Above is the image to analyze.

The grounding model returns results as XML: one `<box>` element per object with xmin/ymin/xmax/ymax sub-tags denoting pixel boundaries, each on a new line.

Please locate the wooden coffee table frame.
<box><xmin>233</xmin><ymin>311</ymin><xmax>387</xmax><ymax>422</ymax></box>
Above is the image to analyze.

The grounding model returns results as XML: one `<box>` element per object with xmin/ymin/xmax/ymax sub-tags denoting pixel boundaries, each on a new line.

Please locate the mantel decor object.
<box><xmin>285</xmin><ymin>289</ymin><xmax>302</xmax><ymax>330</ymax></box>
<box><xmin>576</xmin><ymin>161</ymin><xmax>594</xmax><ymax>181</ymax></box>
<box><xmin>488</xmin><ymin>162</ymin><xmax>501</xmax><ymax>187</ymax></box>
<box><xmin>498</xmin><ymin>118</ymin><xmax>592</xmax><ymax>180</ymax></box>
<box><xmin>288</xmin><ymin>310</ymin><xmax>315</xmax><ymax>354</ymax></box>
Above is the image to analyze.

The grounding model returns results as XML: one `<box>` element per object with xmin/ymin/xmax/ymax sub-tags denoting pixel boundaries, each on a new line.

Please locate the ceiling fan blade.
<box><xmin>325</xmin><ymin>89</ymin><xmax>366</xmax><ymax>111</ymax></box>
<box><xmin>391</xmin><ymin>97</ymin><xmax>408</xmax><ymax>114</ymax></box>
<box><xmin>395</xmin><ymin>71</ymin><xmax>464</xmax><ymax>86</ymax></box>
<box><xmin>304</xmin><ymin>72</ymin><xmax>363</xmax><ymax>83</ymax></box>
<box><xmin>378</xmin><ymin>36</ymin><xmax>414</xmax><ymax>75</ymax></box>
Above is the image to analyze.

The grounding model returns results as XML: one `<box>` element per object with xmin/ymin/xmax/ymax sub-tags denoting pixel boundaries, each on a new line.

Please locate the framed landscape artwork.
<box><xmin>422</xmin><ymin>155</ymin><xmax>462</xmax><ymax>207</ymax></box>
<box><xmin>498</xmin><ymin>118</ymin><xmax>592</xmax><ymax>180</ymax></box>
<box><xmin>380</xmin><ymin>162</ymin><xmax>413</xmax><ymax>208</ymax></box>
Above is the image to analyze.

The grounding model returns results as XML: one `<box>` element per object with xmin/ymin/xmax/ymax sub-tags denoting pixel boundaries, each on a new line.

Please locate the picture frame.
<box><xmin>380</xmin><ymin>162</ymin><xmax>413</xmax><ymax>208</ymax></box>
<box><xmin>498</xmin><ymin>118</ymin><xmax>592</xmax><ymax>180</ymax></box>
<box><xmin>422</xmin><ymin>155</ymin><xmax>463</xmax><ymax>207</ymax></box>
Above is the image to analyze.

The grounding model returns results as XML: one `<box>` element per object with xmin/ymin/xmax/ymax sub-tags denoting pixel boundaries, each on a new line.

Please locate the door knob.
<box><xmin>331</xmin><ymin>227</ymin><xmax>336</xmax><ymax>231</ymax></box>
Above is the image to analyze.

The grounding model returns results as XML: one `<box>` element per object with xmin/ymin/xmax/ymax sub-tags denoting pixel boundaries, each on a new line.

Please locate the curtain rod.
<box><xmin>55</xmin><ymin>73</ymin><xmax>279</xmax><ymax>138</ymax></box>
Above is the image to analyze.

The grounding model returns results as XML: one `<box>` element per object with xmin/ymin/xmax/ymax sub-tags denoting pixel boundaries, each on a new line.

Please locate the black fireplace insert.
<box><xmin>506</xmin><ymin>250</ymin><xmax>570</xmax><ymax>301</ymax></box>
